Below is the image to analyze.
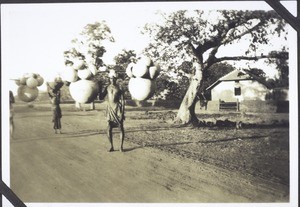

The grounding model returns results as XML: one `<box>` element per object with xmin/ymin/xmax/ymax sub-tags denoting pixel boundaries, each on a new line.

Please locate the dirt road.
<box><xmin>10</xmin><ymin>103</ymin><xmax>289</xmax><ymax>203</ymax></box>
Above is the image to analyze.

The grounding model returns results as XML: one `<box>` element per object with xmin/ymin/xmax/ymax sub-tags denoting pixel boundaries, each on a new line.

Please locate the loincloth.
<box><xmin>106</xmin><ymin>102</ymin><xmax>123</xmax><ymax>127</ymax></box>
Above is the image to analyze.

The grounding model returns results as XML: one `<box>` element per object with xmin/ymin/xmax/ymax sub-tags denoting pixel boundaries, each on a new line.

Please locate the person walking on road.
<box><xmin>101</xmin><ymin>70</ymin><xmax>125</xmax><ymax>152</ymax></box>
<box><xmin>47</xmin><ymin>78</ymin><xmax>64</xmax><ymax>134</ymax></box>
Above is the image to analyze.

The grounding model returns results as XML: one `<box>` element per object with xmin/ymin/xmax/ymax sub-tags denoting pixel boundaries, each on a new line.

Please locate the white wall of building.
<box><xmin>211</xmin><ymin>80</ymin><xmax>269</xmax><ymax>102</ymax></box>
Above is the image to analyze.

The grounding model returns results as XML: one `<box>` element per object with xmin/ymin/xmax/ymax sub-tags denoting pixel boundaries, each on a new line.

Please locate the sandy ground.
<box><xmin>10</xmin><ymin>102</ymin><xmax>289</xmax><ymax>203</ymax></box>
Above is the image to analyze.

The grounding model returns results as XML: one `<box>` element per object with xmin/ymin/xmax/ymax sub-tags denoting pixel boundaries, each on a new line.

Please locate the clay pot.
<box><xmin>26</xmin><ymin>77</ymin><xmax>39</xmax><ymax>88</ymax></box>
<box><xmin>69</xmin><ymin>80</ymin><xmax>100</xmax><ymax>103</ymax></box>
<box><xmin>149</xmin><ymin>66</ymin><xmax>160</xmax><ymax>80</ymax></box>
<box><xmin>131</xmin><ymin>62</ymin><xmax>149</xmax><ymax>78</ymax></box>
<box><xmin>128</xmin><ymin>78</ymin><xmax>156</xmax><ymax>101</ymax></box>
<box><xmin>19</xmin><ymin>77</ymin><xmax>28</xmax><ymax>85</ymax></box>
<box><xmin>78</xmin><ymin>69</ymin><xmax>92</xmax><ymax>80</ymax></box>
<box><xmin>72</xmin><ymin>59</ymin><xmax>85</xmax><ymax>70</ymax></box>
<box><xmin>126</xmin><ymin>63</ymin><xmax>134</xmax><ymax>78</ymax></box>
<box><xmin>17</xmin><ymin>85</ymin><xmax>39</xmax><ymax>102</ymax></box>
<box><xmin>139</xmin><ymin>56</ymin><xmax>153</xmax><ymax>66</ymax></box>
<box><xmin>62</xmin><ymin>67</ymin><xmax>78</xmax><ymax>82</ymax></box>
<box><xmin>36</xmin><ymin>75</ymin><xmax>44</xmax><ymax>86</ymax></box>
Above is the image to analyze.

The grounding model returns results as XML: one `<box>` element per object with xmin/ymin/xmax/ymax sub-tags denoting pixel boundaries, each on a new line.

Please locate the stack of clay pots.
<box><xmin>126</xmin><ymin>56</ymin><xmax>160</xmax><ymax>101</ymax></box>
<box><xmin>15</xmin><ymin>73</ymin><xmax>44</xmax><ymax>102</ymax></box>
<box><xmin>61</xmin><ymin>58</ymin><xmax>100</xmax><ymax>104</ymax></box>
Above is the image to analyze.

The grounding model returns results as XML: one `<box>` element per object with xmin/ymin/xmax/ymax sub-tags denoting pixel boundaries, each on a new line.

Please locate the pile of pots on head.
<box><xmin>60</xmin><ymin>57</ymin><xmax>101</xmax><ymax>104</ymax></box>
<box><xmin>59</xmin><ymin>55</ymin><xmax>160</xmax><ymax>104</ymax></box>
<box><xmin>126</xmin><ymin>56</ymin><xmax>160</xmax><ymax>101</ymax></box>
<box><xmin>15</xmin><ymin>73</ymin><xmax>44</xmax><ymax>102</ymax></box>
<box><xmin>13</xmin><ymin>56</ymin><xmax>160</xmax><ymax>105</ymax></box>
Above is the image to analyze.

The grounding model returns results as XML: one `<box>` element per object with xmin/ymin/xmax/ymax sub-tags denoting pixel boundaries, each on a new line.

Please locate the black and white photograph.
<box><xmin>1</xmin><ymin>1</ymin><xmax>298</xmax><ymax>206</ymax></box>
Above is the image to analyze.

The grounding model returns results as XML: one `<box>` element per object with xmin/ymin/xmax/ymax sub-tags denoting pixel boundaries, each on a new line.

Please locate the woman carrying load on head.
<box><xmin>51</xmin><ymin>90</ymin><xmax>62</xmax><ymax>134</ymax></box>
<box><xmin>47</xmin><ymin>78</ymin><xmax>64</xmax><ymax>134</ymax></box>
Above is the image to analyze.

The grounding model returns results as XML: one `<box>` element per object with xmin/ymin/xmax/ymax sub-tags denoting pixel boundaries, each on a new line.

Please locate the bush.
<box><xmin>265</xmin><ymin>88</ymin><xmax>288</xmax><ymax>101</ymax></box>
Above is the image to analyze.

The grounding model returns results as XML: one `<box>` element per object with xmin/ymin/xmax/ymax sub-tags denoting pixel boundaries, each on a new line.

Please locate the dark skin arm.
<box><xmin>99</xmin><ymin>85</ymin><xmax>108</xmax><ymax>100</ymax></box>
<box><xmin>120</xmin><ymin>89</ymin><xmax>125</xmax><ymax>121</ymax></box>
<box><xmin>47</xmin><ymin>83</ymin><xmax>56</xmax><ymax>99</ymax></box>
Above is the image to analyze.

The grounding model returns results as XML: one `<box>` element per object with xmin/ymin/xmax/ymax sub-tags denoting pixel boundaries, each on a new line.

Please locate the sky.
<box><xmin>1</xmin><ymin>1</ymin><xmax>297</xmax><ymax>95</ymax></box>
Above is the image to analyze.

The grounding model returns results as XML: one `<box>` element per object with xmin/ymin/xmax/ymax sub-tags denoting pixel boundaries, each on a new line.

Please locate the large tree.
<box><xmin>143</xmin><ymin>10</ymin><xmax>289</xmax><ymax>124</ymax></box>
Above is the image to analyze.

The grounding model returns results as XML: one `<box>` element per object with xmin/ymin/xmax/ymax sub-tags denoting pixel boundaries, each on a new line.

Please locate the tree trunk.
<box><xmin>175</xmin><ymin>63</ymin><xmax>203</xmax><ymax>125</ymax></box>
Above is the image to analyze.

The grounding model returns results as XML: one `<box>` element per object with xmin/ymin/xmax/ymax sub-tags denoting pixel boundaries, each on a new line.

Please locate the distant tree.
<box><xmin>244</xmin><ymin>68</ymin><xmax>266</xmax><ymax>78</ymax></box>
<box><xmin>64</xmin><ymin>21</ymin><xmax>114</xmax><ymax>70</ymax></box>
<box><xmin>201</xmin><ymin>62</ymin><xmax>235</xmax><ymax>92</ymax></box>
<box><xmin>143</xmin><ymin>10</ymin><xmax>288</xmax><ymax>124</ymax></box>
<box><xmin>154</xmin><ymin>72</ymin><xmax>190</xmax><ymax>100</ymax></box>
<box><xmin>113</xmin><ymin>49</ymin><xmax>137</xmax><ymax>72</ymax></box>
<box><xmin>265</xmin><ymin>48</ymin><xmax>289</xmax><ymax>88</ymax></box>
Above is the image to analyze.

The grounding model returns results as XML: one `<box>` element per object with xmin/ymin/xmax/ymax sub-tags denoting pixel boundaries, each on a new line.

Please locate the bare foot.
<box><xmin>120</xmin><ymin>147</ymin><xmax>124</xmax><ymax>152</ymax></box>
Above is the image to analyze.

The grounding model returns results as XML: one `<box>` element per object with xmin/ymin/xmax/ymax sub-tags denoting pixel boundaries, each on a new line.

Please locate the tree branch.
<box><xmin>188</xmin><ymin>42</ymin><xmax>204</xmax><ymax>63</ymax></box>
<box><xmin>197</xmin><ymin>16</ymin><xmax>265</xmax><ymax>58</ymax></box>
<box><xmin>214</xmin><ymin>51</ymin><xmax>288</xmax><ymax>64</ymax></box>
<box><xmin>205</xmin><ymin>46</ymin><xmax>219</xmax><ymax>68</ymax></box>
<box><xmin>221</xmin><ymin>20</ymin><xmax>265</xmax><ymax>45</ymax></box>
<box><xmin>205</xmin><ymin>20</ymin><xmax>264</xmax><ymax>67</ymax></box>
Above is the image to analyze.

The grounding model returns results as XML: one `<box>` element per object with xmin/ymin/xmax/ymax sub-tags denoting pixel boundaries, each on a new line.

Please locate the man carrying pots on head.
<box><xmin>101</xmin><ymin>70</ymin><xmax>125</xmax><ymax>152</ymax></box>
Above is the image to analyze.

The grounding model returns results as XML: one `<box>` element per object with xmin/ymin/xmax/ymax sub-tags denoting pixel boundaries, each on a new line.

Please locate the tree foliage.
<box><xmin>113</xmin><ymin>49</ymin><xmax>137</xmax><ymax>71</ymax></box>
<box><xmin>144</xmin><ymin>10</ymin><xmax>287</xmax><ymax>72</ymax></box>
<box><xmin>155</xmin><ymin>73</ymin><xmax>190</xmax><ymax>100</ymax></box>
<box><xmin>265</xmin><ymin>47</ymin><xmax>289</xmax><ymax>88</ymax></box>
<box><xmin>63</xmin><ymin>21</ymin><xmax>114</xmax><ymax>70</ymax></box>
<box><xmin>143</xmin><ymin>10</ymin><xmax>288</xmax><ymax>124</ymax></box>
